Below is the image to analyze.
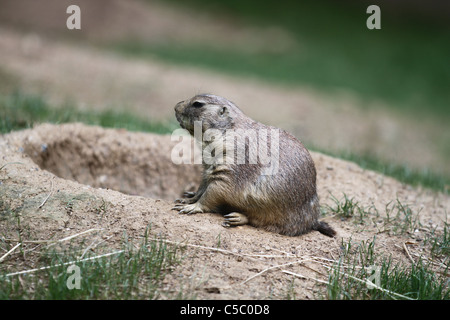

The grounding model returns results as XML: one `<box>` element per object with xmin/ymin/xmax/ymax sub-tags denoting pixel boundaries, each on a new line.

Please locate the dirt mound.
<box><xmin>0</xmin><ymin>123</ymin><xmax>448</xmax><ymax>299</ymax></box>
<box><xmin>21</xmin><ymin>123</ymin><xmax>201</xmax><ymax>200</ymax></box>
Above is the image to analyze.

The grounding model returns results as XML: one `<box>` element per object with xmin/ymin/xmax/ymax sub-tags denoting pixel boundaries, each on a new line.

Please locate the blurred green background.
<box><xmin>130</xmin><ymin>0</ymin><xmax>450</xmax><ymax>118</ymax></box>
<box><xmin>0</xmin><ymin>0</ymin><xmax>449</xmax><ymax>191</ymax></box>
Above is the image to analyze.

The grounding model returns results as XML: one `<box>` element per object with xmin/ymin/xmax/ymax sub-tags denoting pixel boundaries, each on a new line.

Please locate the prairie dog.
<box><xmin>172</xmin><ymin>94</ymin><xmax>335</xmax><ymax>237</ymax></box>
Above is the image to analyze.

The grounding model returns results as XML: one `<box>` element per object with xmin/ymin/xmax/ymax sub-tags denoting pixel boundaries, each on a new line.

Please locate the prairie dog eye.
<box><xmin>192</xmin><ymin>101</ymin><xmax>205</xmax><ymax>108</ymax></box>
<box><xmin>219</xmin><ymin>106</ymin><xmax>227</xmax><ymax>115</ymax></box>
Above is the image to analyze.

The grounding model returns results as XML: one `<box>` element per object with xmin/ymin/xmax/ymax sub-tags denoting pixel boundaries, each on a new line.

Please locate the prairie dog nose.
<box><xmin>175</xmin><ymin>100</ymin><xmax>186</xmax><ymax>112</ymax></box>
<box><xmin>174</xmin><ymin>100</ymin><xmax>185</xmax><ymax>113</ymax></box>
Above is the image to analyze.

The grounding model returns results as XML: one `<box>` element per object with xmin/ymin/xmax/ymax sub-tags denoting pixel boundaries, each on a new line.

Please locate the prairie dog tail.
<box><xmin>314</xmin><ymin>221</ymin><xmax>336</xmax><ymax>237</ymax></box>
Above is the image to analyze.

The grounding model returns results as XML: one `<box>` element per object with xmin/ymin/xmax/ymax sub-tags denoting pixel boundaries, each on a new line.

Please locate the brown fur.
<box><xmin>172</xmin><ymin>94</ymin><xmax>336</xmax><ymax>237</ymax></box>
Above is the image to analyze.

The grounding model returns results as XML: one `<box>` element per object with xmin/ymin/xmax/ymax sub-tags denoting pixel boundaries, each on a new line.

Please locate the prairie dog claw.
<box><xmin>172</xmin><ymin>203</ymin><xmax>204</xmax><ymax>215</ymax></box>
<box><xmin>222</xmin><ymin>212</ymin><xmax>249</xmax><ymax>227</ymax></box>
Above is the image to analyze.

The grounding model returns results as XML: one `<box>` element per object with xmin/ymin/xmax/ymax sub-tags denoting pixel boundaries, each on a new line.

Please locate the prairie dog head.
<box><xmin>174</xmin><ymin>94</ymin><xmax>244</xmax><ymax>135</ymax></box>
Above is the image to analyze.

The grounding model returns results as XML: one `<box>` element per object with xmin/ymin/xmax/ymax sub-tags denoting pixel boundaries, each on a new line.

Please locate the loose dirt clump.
<box><xmin>0</xmin><ymin>123</ymin><xmax>448</xmax><ymax>299</ymax></box>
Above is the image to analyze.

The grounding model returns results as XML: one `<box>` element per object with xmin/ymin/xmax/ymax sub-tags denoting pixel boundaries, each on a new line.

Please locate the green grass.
<box><xmin>322</xmin><ymin>196</ymin><xmax>449</xmax><ymax>299</ymax></box>
<box><xmin>383</xmin><ymin>199</ymin><xmax>422</xmax><ymax>236</ymax></box>
<box><xmin>327</xmin><ymin>237</ymin><xmax>449</xmax><ymax>300</ymax></box>
<box><xmin>0</xmin><ymin>230</ymin><xmax>185</xmax><ymax>299</ymax></box>
<box><xmin>325</xmin><ymin>193</ymin><xmax>377</xmax><ymax>225</ymax></box>
<box><xmin>131</xmin><ymin>0</ymin><xmax>450</xmax><ymax>120</ymax></box>
<box><xmin>424</xmin><ymin>222</ymin><xmax>450</xmax><ymax>258</ymax></box>
<box><xmin>324</xmin><ymin>193</ymin><xmax>425</xmax><ymax>236</ymax></box>
<box><xmin>0</xmin><ymin>91</ymin><xmax>178</xmax><ymax>135</ymax></box>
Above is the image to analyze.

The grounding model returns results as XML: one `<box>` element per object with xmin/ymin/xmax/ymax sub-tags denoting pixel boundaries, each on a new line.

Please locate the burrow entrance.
<box><xmin>22</xmin><ymin>124</ymin><xmax>201</xmax><ymax>200</ymax></box>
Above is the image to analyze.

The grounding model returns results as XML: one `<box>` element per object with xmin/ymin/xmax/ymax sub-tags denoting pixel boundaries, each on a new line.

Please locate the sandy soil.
<box><xmin>1</xmin><ymin>123</ymin><xmax>448</xmax><ymax>299</ymax></box>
